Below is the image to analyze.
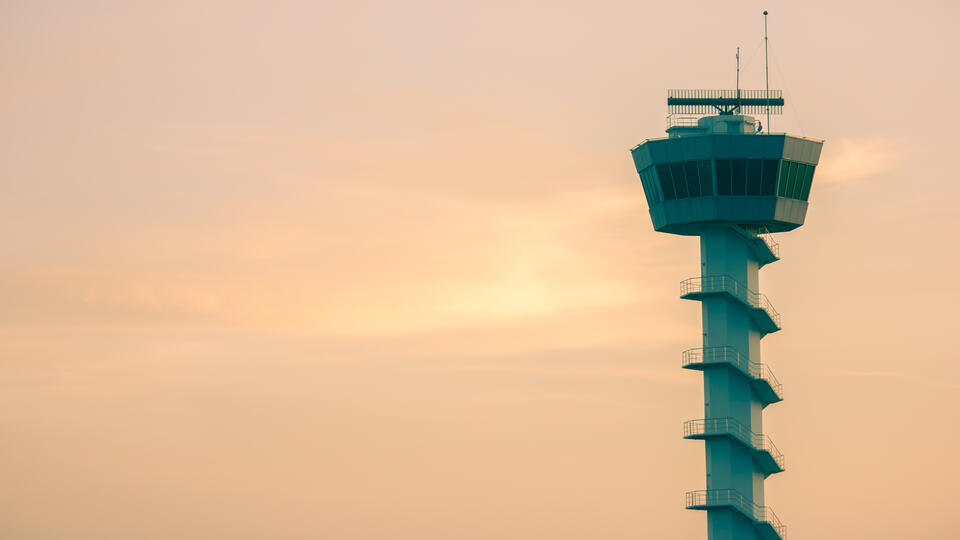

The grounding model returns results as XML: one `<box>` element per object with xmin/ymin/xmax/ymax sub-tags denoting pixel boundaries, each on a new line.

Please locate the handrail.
<box><xmin>756</xmin><ymin>229</ymin><xmax>780</xmax><ymax>258</ymax></box>
<box><xmin>686</xmin><ymin>489</ymin><xmax>786</xmax><ymax>539</ymax></box>
<box><xmin>680</xmin><ymin>275</ymin><xmax>781</xmax><ymax>327</ymax></box>
<box><xmin>666</xmin><ymin>114</ymin><xmax>702</xmax><ymax>129</ymax></box>
<box><xmin>683</xmin><ymin>417</ymin><xmax>785</xmax><ymax>470</ymax></box>
<box><xmin>758</xmin><ymin>364</ymin><xmax>782</xmax><ymax>395</ymax></box>
<box><xmin>681</xmin><ymin>346</ymin><xmax>783</xmax><ymax>399</ymax></box>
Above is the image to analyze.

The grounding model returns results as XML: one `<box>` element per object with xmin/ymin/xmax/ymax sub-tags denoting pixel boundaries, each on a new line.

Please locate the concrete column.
<box><xmin>699</xmin><ymin>226</ymin><xmax>768</xmax><ymax>530</ymax></box>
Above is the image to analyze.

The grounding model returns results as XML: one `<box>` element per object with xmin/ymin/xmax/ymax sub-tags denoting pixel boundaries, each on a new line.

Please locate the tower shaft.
<box><xmin>682</xmin><ymin>226</ymin><xmax>785</xmax><ymax>540</ymax></box>
<box><xmin>702</xmin><ymin>228</ymin><xmax>768</xmax><ymax>540</ymax></box>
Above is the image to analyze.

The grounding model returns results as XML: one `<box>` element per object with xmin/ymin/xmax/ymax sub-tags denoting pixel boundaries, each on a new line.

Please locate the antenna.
<box><xmin>763</xmin><ymin>10</ymin><xmax>770</xmax><ymax>133</ymax></box>
<box><xmin>667</xmin><ymin>89</ymin><xmax>783</xmax><ymax>115</ymax></box>
<box><xmin>736</xmin><ymin>47</ymin><xmax>741</xmax><ymax>114</ymax></box>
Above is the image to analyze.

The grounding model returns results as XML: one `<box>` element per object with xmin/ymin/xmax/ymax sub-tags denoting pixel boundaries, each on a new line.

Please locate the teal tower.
<box><xmin>630</xmin><ymin>90</ymin><xmax>822</xmax><ymax>540</ymax></box>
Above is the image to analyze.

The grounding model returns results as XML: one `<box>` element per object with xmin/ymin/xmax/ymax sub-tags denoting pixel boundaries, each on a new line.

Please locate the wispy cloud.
<box><xmin>816</xmin><ymin>137</ymin><xmax>901</xmax><ymax>184</ymax></box>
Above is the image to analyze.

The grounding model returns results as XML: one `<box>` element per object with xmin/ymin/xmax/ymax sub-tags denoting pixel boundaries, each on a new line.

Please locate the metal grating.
<box><xmin>668</xmin><ymin>89</ymin><xmax>784</xmax><ymax>115</ymax></box>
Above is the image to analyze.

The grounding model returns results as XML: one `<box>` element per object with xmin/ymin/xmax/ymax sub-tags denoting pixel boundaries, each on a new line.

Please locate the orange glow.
<box><xmin>2</xmin><ymin>2</ymin><xmax>959</xmax><ymax>539</ymax></box>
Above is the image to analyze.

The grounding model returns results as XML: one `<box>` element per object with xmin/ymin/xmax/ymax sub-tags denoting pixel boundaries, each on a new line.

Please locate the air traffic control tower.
<box><xmin>630</xmin><ymin>90</ymin><xmax>822</xmax><ymax>540</ymax></box>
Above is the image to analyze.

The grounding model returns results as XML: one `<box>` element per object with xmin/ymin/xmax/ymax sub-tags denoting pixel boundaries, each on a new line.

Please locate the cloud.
<box><xmin>815</xmin><ymin>137</ymin><xmax>901</xmax><ymax>184</ymax></box>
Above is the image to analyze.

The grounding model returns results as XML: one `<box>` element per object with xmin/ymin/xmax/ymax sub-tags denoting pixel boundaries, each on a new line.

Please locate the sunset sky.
<box><xmin>2</xmin><ymin>1</ymin><xmax>959</xmax><ymax>539</ymax></box>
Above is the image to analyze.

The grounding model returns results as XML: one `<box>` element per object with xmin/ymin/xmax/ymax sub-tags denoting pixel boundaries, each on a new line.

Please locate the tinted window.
<box><xmin>650</xmin><ymin>169</ymin><xmax>662</xmax><ymax>203</ymax></box>
<box><xmin>782</xmin><ymin>161</ymin><xmax>797</xmax><ymax>198</ymax></box>
<box><xmin>651</xmin><ymin>168</ymin><xmax>663</xmax><ymax>203</ymax></box>
<box><xmin>671</xmin><ymin>162</ymin><xmax>688</xmax><ymax>198</ymax></box>
<box><xmin>685</xmin><ymin>161</ymin><xmax>701</xmax><ymax>197</ymax></box>
<box><xmin>657</xmin><ymin>164</ymin><xmax>676</xmax><ymax>200</ymax></box>
<box><xmin>761</xmin><ymin>159</ymin><xmax>778</xmax><ymax>196</ymax></box>
<box><xmin>777</xmin><ymin>160</ymin><xmax>790</xmax><ymax>196</ymax></box>
<box><xmin>800</xmin><ymin>164</ymin><xmax>816</xmax><ymax>201</ymax></box>
<box><xmin>732</xmin><ymin>159</ymin><xmax>747</xmax><ymax>195</ymax></box>
<box><xmin>747</xmin><ymin>159</ymin><xmax>763</xmax><ymax>195</ymax></box>
<box><xmin>638</xmin><ymin>170</ymin><xmax>648</xmax><ymax>204</ymax></box>
<box><xmin>716</xmin><ymin>159</ymin><xmax>731</xmax><ymax>195</ymax></box>
<box><xmin>698</xmin><ymin>160</ymin><xmax>714</xmax><ymax>196</ymax></box>
<box><xmin>639</xmin><ymin>168</ymin><xmax>655</xmax><ymax>205</ymax></box>
<box><xmin>787</xmin><ymin>163</ymin><xmax>807</xmax><ymax>199</ymax></box>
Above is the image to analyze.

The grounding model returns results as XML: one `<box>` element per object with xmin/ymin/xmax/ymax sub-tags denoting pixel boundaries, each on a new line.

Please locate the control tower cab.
<box><xmin>631</xmin><ymin>91</ymin><xmax>823</xmax><ymax>235</ymax></box>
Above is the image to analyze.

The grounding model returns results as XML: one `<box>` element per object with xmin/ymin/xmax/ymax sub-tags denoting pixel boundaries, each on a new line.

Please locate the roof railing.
<box><xmin>665</xmin><ymin>114</ymin><xmax>702</xmax><ymax>129</ymax></box>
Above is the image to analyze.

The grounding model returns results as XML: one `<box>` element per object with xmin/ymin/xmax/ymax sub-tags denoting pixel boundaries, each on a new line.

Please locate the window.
<box><xmin>799</xmin><ymin>164</ymin><xmax>816</xmax><ymax>201</ymax></box>
<box><xmin>780</xmin><ymin>161</ymin><xmax>797</xmax><ymax>197</ymax></box>
<box><xmin>649</xmin><ymin>168</ymin><xmax>662</xmax><ymax>203</ymax></box>
<box><xmin>716</xmin><ymin>159</ymin><xmax>731</xmax><ymax>195</ymax></box>
<box><xmin>639</xmin><ymin>167</ymin><xmax>658</xmax><ymax>206</ymax></box>
<box><xmin>747</xmin><ymin>159</ymin><xmax>763</xmax><ymax>195</ymax></box>
<box><xmin>785</xmin><ymin>161</ymin><xmax>800</xmax><ymax>199</ymax></box>
<box><xmin>638</xmin><ymin>169</ymin><xmax>648</xmax><ymax>204</ymax></box>
<box><xmin>761</xmin><ymin>159</ymin><xmax>778</xmax><ymax>195</ymax></box>
<box><xmin>774</xmin><ymin>160</ymin><xmax>818</xmax><ymax>200</ymax></box>
<box><xmin>671</xmin><ymin>163</ymin><xmax>688</xmax><ymax>198</ymax></box>
<box><xmin>698</xmin><ymin>160</ymin><xmax>714</xmax><ymax>196</ymax></box>
<box><xmin>777</xmin><ymin>160</ymin><xmax>790</xmax><ymax>196</ymax></box>
<box><xmin>685</xmin><ymin>161</ymin><xmax>701</xmax><ymax>197</ymax></box>
<box><xmin>657</xmin><ymin>164</ymin><xmax>676</xmax><ymax>200</ymax></box>
<box><xmin>793</xmin><ymin>164</ymin><xmax>805</xmax><ymax>199</ymax></box>
<box><xmin>732</xmin><ymin>159</ymin><xmax>747</xmax><ymax>195</ymax></box>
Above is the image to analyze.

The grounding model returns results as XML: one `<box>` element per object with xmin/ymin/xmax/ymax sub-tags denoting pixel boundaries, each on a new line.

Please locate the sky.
<box><xmin>1</xmin><ymin>1</ymin><xmax>959</xmax><ymax>539</ymax></box>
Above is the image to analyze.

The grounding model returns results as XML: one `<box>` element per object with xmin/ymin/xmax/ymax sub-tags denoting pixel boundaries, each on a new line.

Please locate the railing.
<box><xmin>682</xmin><ymin>346</ymin><xmax>748</xmax><ymax>374</ymax></box>
<box><xmin>756</xmin><ymin>229</ymin><xmax>780</xmax><ymax>258</ymax></box>
<box><xmin>665</xmin><ymin>114</ymin><xmax>702</xmax><ymax>129</ymax></box>
<box><xmin>758</xmin><ymin>364</ymin><xmax>783</xmax><ymax>397</ymax></box>
<box><xmin>683</xmin><ymin>417</ymin><xmax>785</xmax><ymax>470</ymax></box>
<box><xmin>753</xmin><ymin>433</ymin><xmax>785</xmax><ymax>469</ymax></box>
<box><xmin>680</xmin><ymin>275</ymin><xmax>781</xmax><ymax>327</ymax></box>
<box><xmin>682</xmin><ymin>346</ymin><xmax>783</xmax><ymax>399</ymax></box>
<box><xmin>686</xmin><ymin>489</ymin><xmax>786</xmax><ymax>539</ymax></box>
<box><xmin>757</xmin><ymin>504</ymin><xmax>786</xmax><ymax>539</ymax></box>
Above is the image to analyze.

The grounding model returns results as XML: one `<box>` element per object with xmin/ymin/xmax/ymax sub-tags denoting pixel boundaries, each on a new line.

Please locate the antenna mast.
<box><xmin>763</xmin><ymin>10</ymin><xmax>770</xmax><ymax>133</ymax></box>
<box><xmin>736</xmin><ymin>47</ymin><xmax>741</xmax><ymax>114</ymax></box>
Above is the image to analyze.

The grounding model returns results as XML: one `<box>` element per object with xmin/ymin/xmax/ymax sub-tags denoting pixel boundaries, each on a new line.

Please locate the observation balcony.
<box><xmin>682</xmin><ymin>346</ymin><xmax>782</xmax><ymax>405</ymax></box>
<box><xmin>683</xmin><ymin>417</ymin><xmax>785</xmax><ymax>474</ymax></box>
<box><xmin>680</xmin><ymin>275</ymin><xmax>781</xmax><ymax>333</ymax></box>
<box><xmin>757</xmin><ymin>230</ymin><xmax>779</xmax><ymax>259</ymax></box>
<box><xmin>729</xmin><ymin>225</ymin><xmax>780</xmax><ymax>267</ymax></box>
<box><xmin>686</xmin><ymin>489</ymin><xmax>786</xmax><ymax>540</ymax></box>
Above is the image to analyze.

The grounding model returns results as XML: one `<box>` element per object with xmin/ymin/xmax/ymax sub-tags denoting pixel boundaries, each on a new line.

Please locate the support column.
<box><xmin>699</xmin><ymin>226</ymin><xmax>768</xmax><ymax>540</ymax></box>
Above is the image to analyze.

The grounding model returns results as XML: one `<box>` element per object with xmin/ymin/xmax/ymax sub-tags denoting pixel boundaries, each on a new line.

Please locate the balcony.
<box><xmin>730</xmin><ymin>225</ymin><xmax>780</xmax><ymax>267</ymax></box>
<box><xmin>757</xmin><ymin>231</ymin><xmax>780</xmax><ymax>259</ymax></box>
<box><xmin>685</xmin><ymin>489</ymin><xmax>786</xmax><ymax>540</ymax></box>
<box><xmin>683</xmin><ymin>417</ymin><xmax>785</xmax><ymax>474</ymax></box>
<box><xmin>680</xmin><ymin>275</ymin><xmax>781</xmax><ymax>333</ymax></box>
<box><xmin>682</xmin><ymin>346</ymin><xmax>783</xmax><ymax>404</ymax></box>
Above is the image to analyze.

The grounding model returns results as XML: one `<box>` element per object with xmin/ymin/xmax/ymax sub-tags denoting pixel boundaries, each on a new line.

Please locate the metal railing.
<box><xmin>681</xmin><ymin>346</ymin><xmax>783</xmax><ymax>399</ymax></box>
<box><xmin>756</xmin><ymin>228</ymin><xmax>780</xmax><ymax>258</ymax></box>
<box><xmin>683</xmin><ymin>417</ymin><xmax>785</xmax><ymax>470</ymax></box>
<box><xmin>682</xmin><ymin>346</ymin><xmax>747</xmax><ymax>373</ymax></box>
<box><xmin>680</xmin><ymin>275</ymin><xmax>781</xmax><ymax>327</ymax></box>
<box><xmin>685</xmin><ymin>489</ymin><xmax>786</xmax><ymax>539</ymax></box>
<box><xmin>758</xmin><ymin>364</ymin><xmax>783</xmax><ymax>397</ymax></box>
<box><xmin>666</xmin><ymin>114</ymin><xmax>702</xmax><ymax>129</ymax></box>
<box><xmin>757</xmin><ymin>504</ymin><xmax>785</xmax><ymax>539</ymax></box>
